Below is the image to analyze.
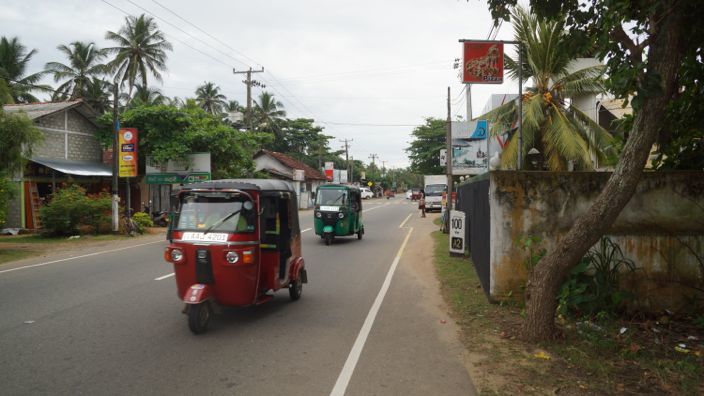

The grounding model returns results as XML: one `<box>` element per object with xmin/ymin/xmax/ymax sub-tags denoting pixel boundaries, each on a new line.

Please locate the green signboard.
<box><xmin>146</xmin><ymin>172</ymin><xmax>211</xmax><ymax>184</ymax></box>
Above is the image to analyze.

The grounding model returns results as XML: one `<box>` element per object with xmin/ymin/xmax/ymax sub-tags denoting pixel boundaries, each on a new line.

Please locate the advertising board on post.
<box><xmin>450</xmin><ymin>120</ymin><xmax>493</xmax><ymax>175</ymax></box>
<box><xmin>145</xmin><ymin>153</ymin><xmax>211</xmax><ymax>184</ymax></box>
<box><xmin>462</xmin><ymin>41</ymin><xmax>504</xmax><ymax>84</ymax></box>
<box><xmin>324</xmin><ymin>162</ymin><xmax>334</xmax><ymax>181</ymax></box>
<box><xmin>118</xmin><ymin>128</ymin><xmax>138</xmax><ymax>177</ymax></box>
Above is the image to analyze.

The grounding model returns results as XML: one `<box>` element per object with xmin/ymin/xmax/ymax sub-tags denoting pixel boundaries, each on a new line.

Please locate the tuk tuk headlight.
<box><xmin>170</xmin><ymin>248</ymin><xmax>184</xmax><ymax>263</ymax></box>
<box><xmin>226</xmin><ymin>251</ymin><xmax>240</xmax><ymax>264</ymax></box>
<box><xmin>338</xmin><ymin>212</ymin><xmax>345</xmax><ymax>219</ymax></box>
<box><xmin>315</xmin><ymin>211</ymin><xmax>322</xmax><ymax>218</ymax></box>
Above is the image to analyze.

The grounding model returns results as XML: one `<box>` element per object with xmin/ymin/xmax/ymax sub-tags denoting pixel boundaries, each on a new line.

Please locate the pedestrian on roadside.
<box><xmin>419</xmin><ymin>190</ymin><xmax>426</xmax><ymax>218</ymax></box>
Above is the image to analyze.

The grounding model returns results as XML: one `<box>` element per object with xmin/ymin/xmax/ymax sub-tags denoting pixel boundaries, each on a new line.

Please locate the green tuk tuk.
<box><xmin>313</xmin><ymin>184</ymin><xmax>364</xmax><ymax>245</ymax></box>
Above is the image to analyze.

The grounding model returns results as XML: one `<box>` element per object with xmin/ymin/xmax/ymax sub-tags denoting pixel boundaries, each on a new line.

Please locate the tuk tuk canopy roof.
<box><xmin>318</xmin><ymin>184</ymin><xmax>360</xmax><ymax>191</ymax></box>
<box><xmin>181</xmin><ymin>179</ymin><xmax>295</xmax><ymax>193</ymax></box>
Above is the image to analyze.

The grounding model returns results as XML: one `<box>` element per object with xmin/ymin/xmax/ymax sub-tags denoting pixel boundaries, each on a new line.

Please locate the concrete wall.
<box><xmin>32</xmin><ymin>109</ymin><xmax>101</xmax><ymax>161</ymax></box>
<box><xmin>488</xmin><ymin>171</ymin><xmax>704</xmax><ymax>313</ymax></box>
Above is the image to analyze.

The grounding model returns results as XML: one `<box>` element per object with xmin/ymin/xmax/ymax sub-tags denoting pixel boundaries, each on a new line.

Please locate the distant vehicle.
<box><xmin>423</xmin><ymin>175</ymin><xmax>447</xmax><ymax>212</ymax></box>
<box><xmin>405</xmin><ymin>188</ymin><xmax>421</xmax><ymax>200</ymax></box>
<box><xmin>360</xmin><ymin>187</ymin><xmax>374</xmax><ymax>199</ymax></box>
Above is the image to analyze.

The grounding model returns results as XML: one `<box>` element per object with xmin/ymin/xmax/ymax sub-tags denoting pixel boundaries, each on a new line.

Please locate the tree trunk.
<box><xmin>522</xmin><ymin>10</ymin><xmax>685</xmax><ymax>341</ymax></box>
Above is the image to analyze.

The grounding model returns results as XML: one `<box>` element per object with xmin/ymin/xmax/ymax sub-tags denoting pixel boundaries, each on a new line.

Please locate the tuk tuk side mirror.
<box><xmin>243</xmin><ymin>200</ymin><xmax>254</xmax><ymax>211</ymax></box>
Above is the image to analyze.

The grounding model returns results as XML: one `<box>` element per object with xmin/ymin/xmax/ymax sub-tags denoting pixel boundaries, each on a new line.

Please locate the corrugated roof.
<box><xmin>31</xmin><ymin>157</ymin><xmax>112</xmax><ymax>176</ymax></box>
<box><xmin>254</xmin><ymin>149</ymin><xmax>326</xmax><ymax>180</ymax></box>
<box><xmin>2</xmin><ymin>99</ymin><xmax>98</xmax><ymax>124</ymax></box>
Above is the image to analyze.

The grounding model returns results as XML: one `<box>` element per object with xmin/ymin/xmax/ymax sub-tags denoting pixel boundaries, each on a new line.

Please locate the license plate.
<box><xmin>319</xmin><ymin>205</ymin><xmax>340</xmax><ymax>212</ymax></box>
<box><xmin>182</xmin><ymin>232</ymin><xmax>228</xmax><ymax>242</ymax></box>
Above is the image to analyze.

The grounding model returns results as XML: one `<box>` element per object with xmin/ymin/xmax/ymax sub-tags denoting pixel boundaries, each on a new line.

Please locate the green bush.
<box><xmin>40</xmin><ymin>185</ymin><xmax>111</xmax><ymax>235</ymax></box>
<box><xmin>0</xmin><ymin>176</ymin><xmax>17</xmax><ymax>227</ymax></box>
<box><xmin>557</xmin><ymin>237</ymin><xmax>636</xmax><ymax>318</ymax></box>
<box><xmin>131</xmin><ymin>212</ymin><xmax>153</xmax><ymax>234</ymax></box>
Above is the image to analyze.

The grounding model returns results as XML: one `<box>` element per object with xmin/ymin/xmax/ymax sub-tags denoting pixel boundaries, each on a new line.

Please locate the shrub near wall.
<box><xmin>40</xmin><ymin>185</ymin><xmax>112</xmax><ymax>236</ymax></box>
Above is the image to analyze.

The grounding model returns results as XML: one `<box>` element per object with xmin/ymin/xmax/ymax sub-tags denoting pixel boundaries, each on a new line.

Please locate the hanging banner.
<box><xmin>462</xmin><ymin>41</ymin><xmax>504</xmax><ymax>84</ymax></box>
<box><xmin>118</xmin><ymin>128</ymin><xmax>138</xmax><ymax>177</ymax></box>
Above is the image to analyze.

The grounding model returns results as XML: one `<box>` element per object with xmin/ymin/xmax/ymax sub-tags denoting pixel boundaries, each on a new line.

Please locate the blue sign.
<box><xmin>469</xmin><ymin>120</ymin><xmax>488</xmax><ymax>140</ymax></box>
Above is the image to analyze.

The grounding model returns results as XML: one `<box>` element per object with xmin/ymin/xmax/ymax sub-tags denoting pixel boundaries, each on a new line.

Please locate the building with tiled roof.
<box><xmin>253</xmin><ymin>149</ymin><xmax>326</xmax><ymax>208</ymax></box>
<box><xmin>2</xmin><ymin>99</ymin><xmax>111</xmax><ymax>229</ymax></box>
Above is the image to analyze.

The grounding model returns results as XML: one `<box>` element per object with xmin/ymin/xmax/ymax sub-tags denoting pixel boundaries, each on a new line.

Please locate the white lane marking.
<box><xmin>362</xmin><ymin>203</ymin><xmax>389</xmax><ymax>213</ymax></box>
<box><xmin>330</xmin><ymin>223</ymin><xmax>414</xmax><ymax>396</ymax></box>
<box><xmin>398</xmin><ymin>213</ymin><xmax>412</xmax><ymax>229</ymax></box>
<box><xmin>302</xmin><ymin>228</ymin><xmax>312</xmax><ymax>233</ymax></box>
<box><xmin>0</xmin><ymin>240</ymin><xmax>165</xmax><ymax>275</ymax></box>
<box><xmin>155</xmin><ymin>273</ymin><xmax>175</xmax><ymax>281</ymax></box>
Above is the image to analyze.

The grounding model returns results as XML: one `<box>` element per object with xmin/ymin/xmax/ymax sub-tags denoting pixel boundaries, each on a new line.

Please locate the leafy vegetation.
<box><xmin>433</xmin><ymin>229</ymin><xmax>703</xmax><ymax>394</ymax></box>
<box><xmin>39</xmin><ymin>185</ymin><xmax>111</xmax><ymax>236</ymax></box>
<box><xmin>131</xmin><ymin>212</ymin><xmax>153</xmax><ymax>234</ymax></box>
<box><xmin>558</xmin><ymin>237</ymin><xmax>636</xmax><ymax>318</ymax></box>
<box><xmin>405</xmin><ymin>117</ymin><xmax>446</xmax><ymax>175</ymax></box>
<box><xmin>484</xmin><ymin>7</ymin><xmax>613</xmax><ymax>170</ymax></box>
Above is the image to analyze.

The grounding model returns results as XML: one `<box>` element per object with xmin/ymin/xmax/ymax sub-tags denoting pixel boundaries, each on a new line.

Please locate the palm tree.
<box><xmin>165</xmin><ymin>96</ymin><xmax>184</xmax><ymax>108</ymax></box>
<box><xmin>226</xmin><ymin>100</ymin><xmax>242</xmax><ymax>113</ymax></box>
<box><xmin>195</xmin><ymin>82</ymin><xmax>227</xmax><ymax>115</ymax></box>
<box><xmin>125</xmin><ymin>84</ymin><xmax>165</xmax><ymax>108</ymax></box>
<box><xmin>44</xmin><ymin>41</ymin><xmax>107</xmax><ymax>100</ymax></box>
<box><xmin>83</xmin><ymin>78</ymin><xmax>112</xmax><ymax>113</ymax></box>
<box><xmin>486</xmin><ymin>7</ymin><xmax>613</xmax><ymax>170</ymax></box>
<box><xmin>0</xmin><ymin>36</ymin><xmax>48</xmax><ymax>103</ymax></box>
<box><xmin>253</xmin><ymin>91</ymin><xmax>286</xmax><ymax>132</ymax></box>
<box><xmin>104</xmin><ymin>14</ymin><xmax>172</xmax><ymax>97</ymax></box>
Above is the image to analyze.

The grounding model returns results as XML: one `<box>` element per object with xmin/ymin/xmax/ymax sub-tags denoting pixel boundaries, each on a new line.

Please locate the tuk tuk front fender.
<box><xmin>289</xmin><ymin>257</ymin><xmax>307</xmax><ymax>283</ymax></box>
<box><xmin>323</xmin><ymin>225</ymin><xmax>334</xmax><ymax>234</ymax></box>
<box><xmin>183</xmin><ymin>284</ymin><xmax>212</xmax><ymax>304</ymax></box>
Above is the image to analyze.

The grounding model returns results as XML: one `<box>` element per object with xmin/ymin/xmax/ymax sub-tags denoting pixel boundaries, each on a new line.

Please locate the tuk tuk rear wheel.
<box><xmin>188</xmin><ymin>302</ymin><xmax>212</xmax><ymax>335</ymax></box>
<box><xmin>357</xmin><ymin>228</ymin><xmax>363</xmax><ymax>240</ymax></box>
<box><xmin>289</xmin><ymin>277</ymin><xmax>303</xmax><ymax>301</ymax></box>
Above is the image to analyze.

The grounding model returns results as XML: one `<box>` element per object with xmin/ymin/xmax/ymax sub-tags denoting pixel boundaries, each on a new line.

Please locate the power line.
<box><xmin>149</xmin><ymin>0</ymin><xmax>263</xmax><ymax>68</ymax></box>
<box><xmin>123</xmin><ymin>0</ymin><xmax>250</xmax><ymax>68</ymax></box>
<box><xmin>101</xmin><ymin>0</ymin><xmax>235</xmax><ymax>70</ymax></box>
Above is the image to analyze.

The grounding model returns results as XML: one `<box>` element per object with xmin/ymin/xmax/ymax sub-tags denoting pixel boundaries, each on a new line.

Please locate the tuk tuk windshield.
<box><xmin>315</xmin><ymin>189</ymin><xmax>348</xmax><ymax>206</ymax></box>
<box><xmin>175</xmin><ymin>193</ymin><xmax>255</xmax><ymax>233</ymax></box>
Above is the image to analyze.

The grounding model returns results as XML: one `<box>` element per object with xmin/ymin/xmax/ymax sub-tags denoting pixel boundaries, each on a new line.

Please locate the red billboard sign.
<box><xmin>462</xmin><ymin>41</ymin><xmax>504</xmax><ymax>84</ymax></box>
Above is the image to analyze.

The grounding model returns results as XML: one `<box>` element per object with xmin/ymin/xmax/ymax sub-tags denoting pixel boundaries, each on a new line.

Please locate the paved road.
<box><xmin>0</xmin><ymin>197</ymin><xmax>474</xmax><ymax>395</ymax></box>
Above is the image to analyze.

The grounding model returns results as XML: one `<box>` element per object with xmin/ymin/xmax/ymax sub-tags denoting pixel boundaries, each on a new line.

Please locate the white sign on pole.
<box><xmin>449</xmin><ymin>210</ymin><xmax>466</xmax><ymax>255</ymax></box>
<box><xmin>440</xmin><ymin>149</ymin><xmax>447</xmax><ymax>166</ymax></box>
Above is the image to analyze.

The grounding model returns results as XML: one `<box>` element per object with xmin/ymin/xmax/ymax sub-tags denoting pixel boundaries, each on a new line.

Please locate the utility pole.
<box><xmin>111</xmin><ymin>83</ymin><xmax>119</xmax><ymax>233</ymax></box>
<box><xmin>233</xmin><ymin>67</ymin><xmax>265</xmax><ymax>131</ymax></box>
<box><xmin>445</xmin><ymin>86</ymin><xmax>453</xmax><ymax>232</ymax></box>
<box><xmin>340</xmin><ymin>138</ymin><xmax>353</xmax><ymax>182</ymax></box>
<box><xmin>368</xmin><ymin>153</ymin><xmax>378</xmax><ymax>165</ymax></box>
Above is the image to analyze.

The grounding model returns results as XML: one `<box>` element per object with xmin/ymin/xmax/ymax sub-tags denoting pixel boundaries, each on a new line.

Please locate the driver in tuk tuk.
<box><xmin>198</xmin><ymin>201</ymin><xmax>252</xmax><ymax>232</ymax></box>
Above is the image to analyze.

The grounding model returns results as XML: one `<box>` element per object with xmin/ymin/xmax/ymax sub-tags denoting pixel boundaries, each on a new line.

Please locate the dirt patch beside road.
<box><xmin>0</xmin><ymin>228</ymin><xmax>166</xmax><ymax>266</ymax></box>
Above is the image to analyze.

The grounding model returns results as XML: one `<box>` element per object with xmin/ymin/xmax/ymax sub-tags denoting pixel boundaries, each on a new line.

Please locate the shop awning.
<box><xmin>31</xmin><ymin>157</ymin><xmax>112</xmax><ymax>177</ymax></box>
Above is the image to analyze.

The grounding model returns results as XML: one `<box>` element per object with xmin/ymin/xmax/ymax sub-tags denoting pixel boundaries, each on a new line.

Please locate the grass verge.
<box><xmin>432</xmin><ymin>230</ymin><xmax>703</xmax><ymax>395</ymax></box>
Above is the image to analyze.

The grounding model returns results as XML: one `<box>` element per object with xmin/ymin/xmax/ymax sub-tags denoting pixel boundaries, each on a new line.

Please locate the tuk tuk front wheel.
<box><xmin>188</xmin><ymin>301</ymin><xmax>212</xmax><ymax>335</ymax></box>
<box><xmin>357</xmin><ymin>228</ymin><xmax>363</xmax><ymax>240</ymax></box>
<box><xmin>324</xmin><ymin>233</ymin><xmax>332</xmax><ymax>246</ymax></box>
<box><xmin>289</xmin><ymin>277</ymin><xmax>303</xmax><ymax>301</ymax></box>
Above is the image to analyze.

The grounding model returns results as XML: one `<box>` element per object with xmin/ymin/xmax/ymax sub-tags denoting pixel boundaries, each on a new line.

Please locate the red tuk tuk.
<box><xmin>164</xmin><ymin>179</ymin><xmax>308</xmax><ymax>334</ymax></box>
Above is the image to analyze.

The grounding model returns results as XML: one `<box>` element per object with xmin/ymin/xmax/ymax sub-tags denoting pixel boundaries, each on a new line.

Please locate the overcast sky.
<box><xmin>1</xmin><ymin>0</ymin><xmax>521</xmax><ymax>168</ymax></box>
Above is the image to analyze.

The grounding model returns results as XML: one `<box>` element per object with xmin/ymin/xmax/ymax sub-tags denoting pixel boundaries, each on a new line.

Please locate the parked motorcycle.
<box><xmin>153</xmin><ymin>211</ymin><xmax>169</xmax><ymax>227</ymax></box>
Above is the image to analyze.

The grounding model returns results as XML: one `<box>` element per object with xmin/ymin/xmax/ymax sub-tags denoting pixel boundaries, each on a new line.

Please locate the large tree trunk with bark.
<box><xmin>522</xmin><ymin>9</ymin><xmax>685</xmax><ymax>341</ymax></box>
